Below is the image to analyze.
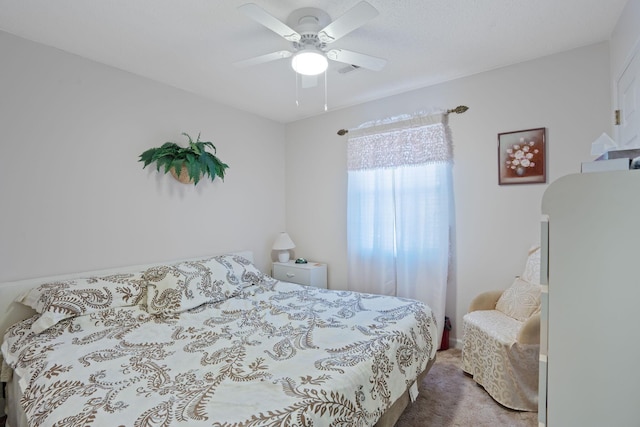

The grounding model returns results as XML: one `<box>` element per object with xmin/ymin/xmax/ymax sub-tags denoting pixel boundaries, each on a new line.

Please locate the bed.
<box><xmin>0</xmin><ymin>252</ymin><xmax>437</xmax><ymax>427</ymax></box>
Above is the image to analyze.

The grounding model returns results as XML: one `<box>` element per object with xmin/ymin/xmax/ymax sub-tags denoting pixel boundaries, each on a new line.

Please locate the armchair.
<box><xmin>462</xmin><ymin>246</ymin><xmax>542</xmax><ymax>411</ymax></box>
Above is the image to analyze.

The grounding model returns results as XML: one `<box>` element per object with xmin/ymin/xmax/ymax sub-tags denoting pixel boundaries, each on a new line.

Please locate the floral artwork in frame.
<box><xmin>498</xmin><ymin>127</ymin><xmax>546</xmax><ymax>185</ymax></box>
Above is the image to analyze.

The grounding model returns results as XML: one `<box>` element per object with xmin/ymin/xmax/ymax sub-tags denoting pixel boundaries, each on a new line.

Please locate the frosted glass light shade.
<box><xmin>273</xmin><ymin>232</ymin><xmax>295</xmax><ymax>262</ymax></box>
<box><xmin>291</xmin><ymin>50</ymin><xmax>328</xmax><ymax>76</ymax></box>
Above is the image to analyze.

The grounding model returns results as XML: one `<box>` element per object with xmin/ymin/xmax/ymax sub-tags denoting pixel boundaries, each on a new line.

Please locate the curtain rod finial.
<box><xmin>337</xmin><ymin>129</ymin><xmax>349</xmax><ymax>136</ymax></box>
<box><xmin>447</xmin><ymin>105</ymin><xmax>469</xmax><ymax>114</ymax></box>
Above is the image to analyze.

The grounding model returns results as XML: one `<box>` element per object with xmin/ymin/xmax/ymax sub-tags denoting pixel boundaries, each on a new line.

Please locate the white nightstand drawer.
<box><xmin>272</xmin><ymin>261</ymin><xmax>327</xmax><ymax>288</ymax></box>
<box><xmin>276</xmin><ymin>266</ymin><xmax>311</xmax><ymax>284</ymax></box>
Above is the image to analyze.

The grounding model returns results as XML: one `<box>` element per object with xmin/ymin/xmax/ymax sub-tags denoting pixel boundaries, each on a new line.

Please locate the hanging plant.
<box><xmin>139</xmin><ymin>132</ymin><xmax>229</xmax><ymax>185</ymax></box>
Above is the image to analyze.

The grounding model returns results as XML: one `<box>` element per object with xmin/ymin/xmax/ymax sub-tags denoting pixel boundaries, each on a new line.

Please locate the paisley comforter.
<box><xmin>2</xmin><ymin>279</ymin><xmax>437</xmax><ymax>427</ymax></box>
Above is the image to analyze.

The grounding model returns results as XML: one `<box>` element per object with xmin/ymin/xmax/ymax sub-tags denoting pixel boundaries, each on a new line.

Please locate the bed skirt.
<box><xmin>375</xmin><ymin>355</ymin><xmax>435</xmax><ymax>427</ymax></box>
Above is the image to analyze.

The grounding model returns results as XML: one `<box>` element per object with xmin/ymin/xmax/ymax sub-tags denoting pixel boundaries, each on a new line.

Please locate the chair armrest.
<box><xmin>517</xmin><ymin>312</ymin><xmax>540</xmax><ymax>345</ymax></box>
<box><xmin>468</xmin><ymin>290</ymin><xmax>504</xmax><ymax>312</ymax></box>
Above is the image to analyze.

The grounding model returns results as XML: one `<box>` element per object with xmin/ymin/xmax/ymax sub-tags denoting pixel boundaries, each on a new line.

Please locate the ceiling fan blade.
<box><xmin>301</xmin><ymin>75</ymin><xmax>318</xmax><ymax>89</ymax></box>
<box><xmin>234</xmin><ymin>51</ymin><xmax>292</xmax><ymax>68</ymax></box>
<box><xmin>326</xmin><ymin>49</ymin><xmax>387</xmax><ymax>71</ymax></box>
<box><xmin>318</xmin><ymin>1</ymin><xmax>379</xmax><ymax>43</ymax></box>
<box><xmin>238</xmin><ymin>3</ymin><xmax>301</xmax><ymax>42</ymax></box>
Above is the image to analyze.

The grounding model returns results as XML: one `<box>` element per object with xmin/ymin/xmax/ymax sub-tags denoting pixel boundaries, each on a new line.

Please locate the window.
<box><xmin>346</xmin><ymin>112</ymin><xmax>454</xmax><ymax>342</ymax></box>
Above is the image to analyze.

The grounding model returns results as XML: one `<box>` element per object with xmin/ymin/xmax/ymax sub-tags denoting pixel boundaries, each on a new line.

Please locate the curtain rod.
<box><xmin>336</xmin><ymin>105</ymin><xmax>469</xmax><ymax>136</ymax></box>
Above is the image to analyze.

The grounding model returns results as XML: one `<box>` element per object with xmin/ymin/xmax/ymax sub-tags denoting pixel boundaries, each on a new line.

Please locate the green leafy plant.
<box><xmin>139</xmin><ymin>132</ymin><xmax>229</xmax><ymax>185</ymax></box>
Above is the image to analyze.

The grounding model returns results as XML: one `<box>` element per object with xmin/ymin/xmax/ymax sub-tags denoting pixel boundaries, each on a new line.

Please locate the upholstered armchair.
<box><xmin>462</xmin><ymin>246</ymin><xmax>541</xmax><ymax>412</ymax></box>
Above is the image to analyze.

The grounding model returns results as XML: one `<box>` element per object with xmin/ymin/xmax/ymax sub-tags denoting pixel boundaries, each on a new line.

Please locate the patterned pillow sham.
<box><xmin>215</xmin><ymin>254</ymin><xmax>270</xmax><ymax>288</ymax></box>
<box><xmin>144</xmin><ymin>255</ymin><xmax>264</xmax><ymax>315</ymax></box>
<box><xmin>495</xmin><ymin>277</ymin><xmax>542</xmax><ymax>322</ymax></box>
<box><xmin>17</xmin><ymin>274</ymin><xmax>147</xmax><ymax>334</ymax></box>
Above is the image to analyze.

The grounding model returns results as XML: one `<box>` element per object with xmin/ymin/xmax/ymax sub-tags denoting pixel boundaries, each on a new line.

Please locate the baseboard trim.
<box><xmin>449</xmin><ymin>337</ymin><xmax>463</xmax><ymax>349</ymax></box>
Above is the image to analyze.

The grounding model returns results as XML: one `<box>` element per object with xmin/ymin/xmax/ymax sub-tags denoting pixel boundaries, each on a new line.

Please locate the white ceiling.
<box><xmin>0</xmin><ymin>0</ymin><xmax>627</xmax><ymax>123</ymax></box>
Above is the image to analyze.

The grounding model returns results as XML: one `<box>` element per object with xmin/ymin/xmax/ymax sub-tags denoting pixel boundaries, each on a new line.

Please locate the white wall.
<box><xmin>0</xmin><ymin>31</ymin><xmax>287</xmax><ymax>281</ymax></box>
<box><xmin>285</xmin><ymin>42</ymin><xmax>611</xmax><ymax>342</ymax></box>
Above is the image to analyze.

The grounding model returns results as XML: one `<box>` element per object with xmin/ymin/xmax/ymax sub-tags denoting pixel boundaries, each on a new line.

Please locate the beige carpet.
<box><xmin>396</xmin><ymin>348</ymin><xmax>538</xmax><ymax>427</ymax></box>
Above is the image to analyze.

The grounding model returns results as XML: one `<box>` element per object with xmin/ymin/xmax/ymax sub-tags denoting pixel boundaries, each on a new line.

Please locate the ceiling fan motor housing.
<box><xmin>294</xmin><ymin>34</ymin><xmax>326</xmax><ymax>51</ymax></box>
<box><xmin>288</xmin><ymin>8</ymin><xmax>331</xmax><ymax>51</ymax></box>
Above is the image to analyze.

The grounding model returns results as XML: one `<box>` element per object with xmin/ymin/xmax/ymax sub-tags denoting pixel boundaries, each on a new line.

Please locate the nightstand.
<box><xmin>272</xmin><ymin>261</ymin><xmax>327</xmax><ymax>289</ymax></box>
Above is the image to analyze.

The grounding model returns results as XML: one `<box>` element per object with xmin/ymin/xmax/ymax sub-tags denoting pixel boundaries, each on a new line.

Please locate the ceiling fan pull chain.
<box><xmin>295</xmin><ymin>72</ymin><xmax>300</xmax><ymax>107</ymax></box>
<box><xmin>324</xmin><ymin>71</ymin><xmax>328</xmax><ymax>112</ymax></box>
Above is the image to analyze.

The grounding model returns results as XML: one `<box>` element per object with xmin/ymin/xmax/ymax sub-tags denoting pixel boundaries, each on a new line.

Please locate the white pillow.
<box><xmin>495</xmin><ymin>277</ymin><xmax>542</xmax><ymax>322</ymax></box>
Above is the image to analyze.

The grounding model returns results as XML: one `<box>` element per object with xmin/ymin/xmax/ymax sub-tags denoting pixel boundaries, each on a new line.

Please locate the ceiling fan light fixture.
<box><xmin>291</xmin><ymin>49</ymin><xmax>328</xmax><ymax>76</ymax></box>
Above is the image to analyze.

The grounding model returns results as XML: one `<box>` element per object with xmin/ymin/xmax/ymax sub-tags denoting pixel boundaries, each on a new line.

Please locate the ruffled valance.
<box><xmin>347</xmin><ymin>112</ymin><xmax>452</xmax><ymax>171</ymax></box>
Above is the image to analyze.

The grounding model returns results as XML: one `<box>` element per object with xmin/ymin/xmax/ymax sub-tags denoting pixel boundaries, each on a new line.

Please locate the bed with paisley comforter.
<box><xmin>0</xmin><ymin>253</ymin><xmax>437</xmax><ymax>427</ymax></box>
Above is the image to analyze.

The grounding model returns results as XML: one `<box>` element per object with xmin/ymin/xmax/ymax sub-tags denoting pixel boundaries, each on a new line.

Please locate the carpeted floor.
<box><xmin>396</xmin><ymin>348</ymin><xmax>538</xmax><ymax>427</ymax></box>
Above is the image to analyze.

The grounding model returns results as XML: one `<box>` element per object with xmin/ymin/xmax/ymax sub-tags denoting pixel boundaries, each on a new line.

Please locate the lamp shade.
<box><xmin>272</xmin><ymin>232</ymin><xmax>295</xmax><ymax>250</ymax></box>
<box><xmin>273</xmin><ymin>232</ymin><xmax>295</xmax><ymax>262</ymax></box>
<box><xmin>291</xmin><ymin>48</ymin><xmax>328</xmax><ymax>76</ymax></box>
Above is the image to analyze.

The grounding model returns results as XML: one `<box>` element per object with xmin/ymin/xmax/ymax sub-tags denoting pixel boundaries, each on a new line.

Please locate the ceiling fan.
<box><xmin>234</xmin><ymin>1</ymin><xmax>387</xmax><ymax>80</ymax></box>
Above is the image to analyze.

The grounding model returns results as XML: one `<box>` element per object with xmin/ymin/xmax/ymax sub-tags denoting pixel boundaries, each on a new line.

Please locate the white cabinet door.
<box><xmin>617</xmin><ymin>49</ymin><xmax>640</xmax><ymax>148</ymax></box>
<box><xmin>541</xmin><ymin>171</ymin><xmax>640</xmax><ymax>426</ymax></box>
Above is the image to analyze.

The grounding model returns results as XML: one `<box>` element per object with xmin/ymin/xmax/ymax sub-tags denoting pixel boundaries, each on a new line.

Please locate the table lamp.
<box><xmin>272</xmin><ymin>232</ymin><xmax>295</xmax><ymax>262</ymax></box>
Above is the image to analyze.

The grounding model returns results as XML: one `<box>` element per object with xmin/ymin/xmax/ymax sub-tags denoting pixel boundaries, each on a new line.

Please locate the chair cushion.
<box><xmin>495</xmin><ymin>277</ymin><xmax>542</xmax><ymax>321</ymax></box>
<box><xmin>463</xmin><ymin>310</ymin><xmax>523</xmax><ymax>344</ymax></box>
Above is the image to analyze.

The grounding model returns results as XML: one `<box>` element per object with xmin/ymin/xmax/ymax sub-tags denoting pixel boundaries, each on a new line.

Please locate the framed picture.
<box><xmin>498</xmin><ymin>127</ymin><xmax>546</xmax><ymax>185</ymax></box>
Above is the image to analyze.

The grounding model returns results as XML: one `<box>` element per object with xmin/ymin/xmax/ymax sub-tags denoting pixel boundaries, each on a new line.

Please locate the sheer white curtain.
<box><xmin>347</xmin><ymin>112</ymin><xmax>454</xmax><ymax>344</ymax></box>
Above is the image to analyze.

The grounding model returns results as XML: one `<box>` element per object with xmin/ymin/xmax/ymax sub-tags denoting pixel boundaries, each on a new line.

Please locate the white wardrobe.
<box><xmin>539</xmin><ymin>170</ymin><xmax>640</xmax><ymax>426</ymax></box>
